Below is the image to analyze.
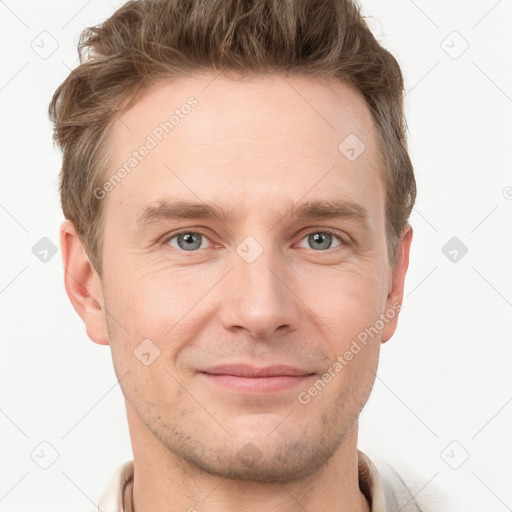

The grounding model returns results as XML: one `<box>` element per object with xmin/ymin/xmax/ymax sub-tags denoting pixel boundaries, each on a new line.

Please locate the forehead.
<box><xmin>103</xmin><ymin>73</ymin><xmax>384</xmax><ymax>226</ymax></box>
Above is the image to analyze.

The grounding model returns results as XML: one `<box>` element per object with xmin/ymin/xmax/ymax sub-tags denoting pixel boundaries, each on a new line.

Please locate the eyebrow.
<box><xmin>136</xmin><ymin>198</ymin><xmax>369</xmax><ymax>227</ymax></box>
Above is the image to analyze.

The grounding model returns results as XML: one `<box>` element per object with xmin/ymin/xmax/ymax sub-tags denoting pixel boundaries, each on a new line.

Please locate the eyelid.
<box><xmin>162</xmin><ymin>228</ymin><xmax>217</xmax><ymax>249</ymax></box>
<box><xmin>294</xmin><ymin>228</ymin><xmax>347</xmax><ymax>249</ymax></box>
<box><xmin>162</xmin><ymin>227</ymin><xmax>348</xmax><ymax>252</ymax></box>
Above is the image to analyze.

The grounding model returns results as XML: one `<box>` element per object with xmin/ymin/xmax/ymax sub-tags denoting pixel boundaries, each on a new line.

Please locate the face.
<box><xmin>64</xmin><ymin>73</ymin><xmax>411</xmax><ymax>483</ymax></box>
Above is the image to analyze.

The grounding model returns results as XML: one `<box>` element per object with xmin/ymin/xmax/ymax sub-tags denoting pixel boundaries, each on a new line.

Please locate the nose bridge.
<box><xmin>219</xmin><ymin>235</ymin><xmax>298</xmax><ymax>338</ymax></box>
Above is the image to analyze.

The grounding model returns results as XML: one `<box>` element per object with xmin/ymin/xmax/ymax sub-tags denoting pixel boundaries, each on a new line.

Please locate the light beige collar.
<box><xmin>98</xmin><ymin>450</ymin><xmax>387</xmax><ymax>512</ymax></box>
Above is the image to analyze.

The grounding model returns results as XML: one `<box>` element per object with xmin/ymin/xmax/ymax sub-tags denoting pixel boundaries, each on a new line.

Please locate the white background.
<box><xmin>1</xmin><ymin>1</ymin><xmax>511</xmax><ymax>510</ymax></box>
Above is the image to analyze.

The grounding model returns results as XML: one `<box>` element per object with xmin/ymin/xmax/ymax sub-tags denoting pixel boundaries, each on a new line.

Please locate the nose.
<box><xmin>218</xmin><ymin>242</ymin><xmax>300</xmax><ymax>340</ymax></box>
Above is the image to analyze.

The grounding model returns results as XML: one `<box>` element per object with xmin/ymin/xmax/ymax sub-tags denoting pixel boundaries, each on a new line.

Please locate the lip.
<box><xmin>199</xmin><ymin>364</ymin><xmax>315</xmax><ymax>393</ymax></box>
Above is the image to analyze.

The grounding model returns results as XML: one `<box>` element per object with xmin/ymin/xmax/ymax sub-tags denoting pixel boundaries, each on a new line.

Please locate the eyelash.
<box><xmin>162</xmin><ymin>228</ymin><xmax>347</xmax><ymax>253</ymax></box>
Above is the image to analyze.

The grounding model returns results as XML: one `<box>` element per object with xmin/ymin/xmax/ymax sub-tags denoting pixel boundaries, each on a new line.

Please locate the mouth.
<box><xmin>199</xmin><ymin>364</ymin><xmax>316</xmax><ymax>393</ymax></box>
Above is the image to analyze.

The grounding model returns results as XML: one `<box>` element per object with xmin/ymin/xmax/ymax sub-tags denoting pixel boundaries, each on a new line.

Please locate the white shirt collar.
<box><xmin>98</xmin><ymin>450</ymin><xmax>408</xmax><ymax>512</ymax></box>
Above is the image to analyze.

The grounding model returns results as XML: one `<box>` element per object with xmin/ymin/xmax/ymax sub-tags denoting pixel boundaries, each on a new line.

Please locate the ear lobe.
<box><xmin>380</xmin><ymin>225</ymin><xmax>413</xmax><ymax>344</ymax></box>
<box><xmin>60</xmin><ymin>220</ymin><xmax>109</xmax><ymax>346</ymax></box>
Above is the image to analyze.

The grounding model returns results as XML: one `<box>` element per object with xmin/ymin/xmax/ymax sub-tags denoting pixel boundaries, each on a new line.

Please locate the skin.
<box><xmin>61</xmin><ymin>73</ymin><xmax>412</xmax><ymax>512</ymax></box>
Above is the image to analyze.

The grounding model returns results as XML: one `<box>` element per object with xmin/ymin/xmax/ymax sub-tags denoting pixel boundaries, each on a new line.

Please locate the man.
<box><xmin>50</xmin><ymin>0</ymin><xmax>426</xmax><ymax>510</ymax></box>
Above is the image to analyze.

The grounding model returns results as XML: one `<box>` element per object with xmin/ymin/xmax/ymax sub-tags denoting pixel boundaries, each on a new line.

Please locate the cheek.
<box><xmin>106</xmin><ymin>268</ymin><xmax>213</xmax><ymax>373</ymax></box>
<box><xmin>103</xmin><ymin>275</ymin><xmax>184</xmax><ymax>409</ymax></box>
<box><xmin>104</xmin><ymin>250</ymin><xmax>389</xmax><ymax>364</ymax></box>
<box><xmin>106</xmin><ymin>266</ymin><xmax>187</xmax><ymax>334</ymax></box>
<box><xmin>303</xmin><ymin>266</ymin><xmax>387</xmax><ymax>347</ymax></box>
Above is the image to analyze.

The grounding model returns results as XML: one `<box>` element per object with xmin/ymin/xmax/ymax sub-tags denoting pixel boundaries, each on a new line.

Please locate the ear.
<box><xmin>60</xmin><ymin>220</ymin><xmax>109</xmax><ymax>346</ymax></box>
<box><xmin>380</xmin><ymin>225</ymin><xmax>413</xmax><ymax>344</ymax></box>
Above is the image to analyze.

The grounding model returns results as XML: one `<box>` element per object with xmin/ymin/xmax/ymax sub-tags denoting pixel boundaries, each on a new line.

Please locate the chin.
<box><xmin>168</xmin><ymin>426</ymin><xmax>344</xmax><ymax>484</ymax></box>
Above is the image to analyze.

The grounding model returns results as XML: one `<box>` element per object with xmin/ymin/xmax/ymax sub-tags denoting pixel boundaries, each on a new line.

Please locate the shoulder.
<box><xmin>98</xmin><ymin>460</ymin><xmax>134</xmax><ymax>512</ymax></box>
<box><xmin>371</xmin><ymin>456</ymin><xmax>449</xmax><ymax>512</ymax></box>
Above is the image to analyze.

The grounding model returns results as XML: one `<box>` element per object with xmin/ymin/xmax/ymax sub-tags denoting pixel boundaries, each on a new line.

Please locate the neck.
<box><xmin>126</xmin><ymin>404</ymin><xmax>370</xmax><ymax>512</ymax></box>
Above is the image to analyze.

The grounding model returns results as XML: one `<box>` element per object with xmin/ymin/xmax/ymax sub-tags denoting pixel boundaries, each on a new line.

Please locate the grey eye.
<box><xmin>296</xmin><ymin>231</ymin><xmax>343</xmax><ymax>251</ymax></box>
<box><xmin>308</xmin><ymin>232</ymin><xmax>333</xmax><ymax>250</ymax></box>
<box><xmin>169</xmin><ymin>232</ymin><xmax>205</xmax><ymax>251</ymax></box>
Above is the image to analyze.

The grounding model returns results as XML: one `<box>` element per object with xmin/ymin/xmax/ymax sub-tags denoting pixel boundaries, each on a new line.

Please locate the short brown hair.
<box><xmin>49</xmin><ymin>0</ymin><xmax>415</xmax><ymax>276</ymax></box>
